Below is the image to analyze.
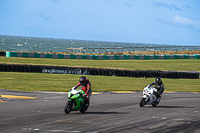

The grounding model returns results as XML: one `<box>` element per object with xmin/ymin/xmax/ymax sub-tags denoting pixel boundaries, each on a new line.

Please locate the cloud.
<box><xmin>153</xmin><ymin>1</ymin><xmax>181</xmax><ymax>11</ymax></box>
<box><xmin>182</xmin><ymin>5</ymin><xmax>192</xmax><ymax>9</ymax></box>
<box><xmin>124</xmin><ymin>3</ymin><xmax>132</xmax><ymax>7</ymax></box>
<box><xmin>39</xmin><ymin>13</ymin><xmax>51</xmax><ymax>21</ymax></box>
<box><xmin>153</xmin><ymin>1</ymin><xmax>171</xmax><ymax>10</ymax></box>
<box><xmin>182</xmin><ymin>5</ymin><xmax>197</xmax><ymax>10</ymax></box>
<box><xmin>170</xmin><ymin>4</ymin><xmax>182</xmax><ymax>11</ymax></box>
<box><xmin>174</xmin><ymin>15</ymin><xmax>200</xmax><ymax>30</ymax></box>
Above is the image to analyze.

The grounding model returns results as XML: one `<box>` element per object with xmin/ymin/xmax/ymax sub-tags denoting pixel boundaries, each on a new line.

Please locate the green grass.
<box><xmin>0</xmin><ymin>57</ymin><xmax>200</xmax><ymax>92</ymax></box>
<box><xmin>0</xmin><ymin>72</ymin><xmax>200</xmax><ymax>92</ymax></box>
<box><xmin>1</xmin><ymin>57</ymin><xmax>200</xmax><ymax>71</ymax></box>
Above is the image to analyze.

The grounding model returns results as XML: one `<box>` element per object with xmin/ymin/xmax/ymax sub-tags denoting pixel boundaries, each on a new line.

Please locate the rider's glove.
<box><xmin>154</xmin><ymin>91</ymin><xmax>160</xmax><ymax>97</ymax></box>
<box><xmin>84</xmin><ymin>94</ymin><xmax>89</xmax><ymax>98</ymax></box>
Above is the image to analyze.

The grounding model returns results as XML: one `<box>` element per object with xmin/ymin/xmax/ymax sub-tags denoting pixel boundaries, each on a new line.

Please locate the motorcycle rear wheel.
<box><xmin>139</xmin><ymin>97</ymin><xmax>146</xmax><ymax>107</ymax></box>
<box><xmin>64</xmin><ymin>101</ymin><xmax>72</xmax><ymax>114</ymax></box>
<box><xmin>152</xmin><ymin>97</ymin><xmax>161</xmax><ymax>107</ymax></box>
<box><xmin>80</xmin><ymin>101</ymin><xmax>90</xmax><ymax>113</ymax></box>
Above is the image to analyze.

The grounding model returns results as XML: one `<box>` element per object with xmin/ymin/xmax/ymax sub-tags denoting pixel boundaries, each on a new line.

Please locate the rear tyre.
<box><xmin>152</xmin><ymin>97</ymin><xmax>161</xmax><ymax>107</ymax></box>
<box><xmin>64</xmin><ymin>101</ymin><xmax>72</xmax><ymax>114</ymax></box>
<box><xmin>80</xmin><ymin>101</ymin><xmax>90</xmax><ymax>113</ymax></box>
<box><xmin>139</xmin><ymin>97</ymin><xmax>146</xmax><ymax>107</ymax></box>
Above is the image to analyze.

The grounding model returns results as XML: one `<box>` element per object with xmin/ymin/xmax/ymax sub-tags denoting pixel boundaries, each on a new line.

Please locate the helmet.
<box><xmin>79</xmin><ymin>76</ymin><xmax>87</xmax><ymax>86</ymax></box>
<box><xmin>155</xmin><ymin>77</ymin><xmax>162</xmax><ymax>83</ymax></box>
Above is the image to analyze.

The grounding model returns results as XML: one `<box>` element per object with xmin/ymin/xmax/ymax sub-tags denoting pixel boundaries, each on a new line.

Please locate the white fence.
<box><xmin>67</xmin><ymin>46</ymin><xmax>200</xmax><ymax>54</ymax></box>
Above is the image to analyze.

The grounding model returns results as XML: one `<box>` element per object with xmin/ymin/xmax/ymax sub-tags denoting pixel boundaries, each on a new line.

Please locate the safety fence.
<box><xmin>0</xmin><ymin>63</ymin><xmax>199</xmax><ymax>79</ymax></box>
<box><xmin>5</xmin><ymin>51</ymin><xmax>200</xmax><ymax>59</ymax></box>
<box><xmin>67</xmin><ymin>46</ymin><xmax>200</xmax><ymax>54</ymax></box>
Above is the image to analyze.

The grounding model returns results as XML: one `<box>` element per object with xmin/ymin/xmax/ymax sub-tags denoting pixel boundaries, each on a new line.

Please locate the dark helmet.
<box><xmin>155</xmin><ymin>77</ymin><xmax>162</xmax><ymax>83</ymax></box>
<box><xmin>79</xmin><ymin>76</ymin><xmax>87</xmax><ymax>86</ymax></box>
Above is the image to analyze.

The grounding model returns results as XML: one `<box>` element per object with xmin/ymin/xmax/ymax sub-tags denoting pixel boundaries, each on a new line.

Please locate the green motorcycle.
<box><xmin>64</xmin><ymin>87</ymin><xmax>89</xmax><ymax>114</ymax></box>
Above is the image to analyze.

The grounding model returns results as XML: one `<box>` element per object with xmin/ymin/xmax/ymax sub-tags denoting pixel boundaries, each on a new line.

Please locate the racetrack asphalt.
<box><xmin>0</xmin><ymin>89</ymin><xmax>200</xmax><ymax>133</ymax></box>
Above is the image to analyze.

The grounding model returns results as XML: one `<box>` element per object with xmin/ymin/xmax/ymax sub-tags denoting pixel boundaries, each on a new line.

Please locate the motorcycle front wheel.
<box><xmin>139</xmin><ymin>97</ymin><xmax>146</xmax><ymax>107</ymax></box>
<box><xmin>64</xmin><ymin>101</ymin><xmax>72</xmax><ymax>114</ymax></box>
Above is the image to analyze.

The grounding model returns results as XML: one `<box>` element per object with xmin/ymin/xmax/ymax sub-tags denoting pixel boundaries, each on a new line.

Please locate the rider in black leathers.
<box><xmin>148</xmin><ymin>77</ymin><xmax>164</xmax><ymax>97</ymax></box>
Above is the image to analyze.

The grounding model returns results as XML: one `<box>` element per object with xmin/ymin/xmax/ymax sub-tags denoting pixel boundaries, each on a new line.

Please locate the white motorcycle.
<box><xmin>139</xmin><ymin>86</ymin><xmax>161</xmax><ymax>107</ymax></box>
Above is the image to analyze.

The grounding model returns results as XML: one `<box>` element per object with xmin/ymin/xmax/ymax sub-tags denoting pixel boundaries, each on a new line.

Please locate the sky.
<box><xmin>0</xmin><ymin>0</ymin><xmax>200</xmax><ymax>46</ymax></box>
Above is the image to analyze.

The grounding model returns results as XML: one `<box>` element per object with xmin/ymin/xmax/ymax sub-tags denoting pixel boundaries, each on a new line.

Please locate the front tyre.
<box><xmin>139</xmin><ymin>97</ymin><xmax>146</xmax><ymax>107</ymax></box>
<box><xmin>64</xmin><ymin>101</ymin><xmax>72</xmax><ymax>114</ymax></box>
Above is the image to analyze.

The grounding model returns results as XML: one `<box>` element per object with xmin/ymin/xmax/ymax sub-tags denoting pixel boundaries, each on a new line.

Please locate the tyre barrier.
<box><xmin>0</xmin><ymin>51</ymin><xmax>6</xmax><ymax>56</ymax></box>
<box><xmin>0</xmin><ymin>63</ymin><xmax>199</xmax><ymax>79</ymax></box>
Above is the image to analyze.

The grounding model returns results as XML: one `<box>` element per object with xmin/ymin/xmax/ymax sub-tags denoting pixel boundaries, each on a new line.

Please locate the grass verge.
<box><xmin>0</xmin><ymin>72</ymin><xmax>199</xmax><ymax>92</ymax></box>
<box><xmin>0</xmin><ymin>57</ymin><xmax>200</xmax><ymax>71</ymax></box>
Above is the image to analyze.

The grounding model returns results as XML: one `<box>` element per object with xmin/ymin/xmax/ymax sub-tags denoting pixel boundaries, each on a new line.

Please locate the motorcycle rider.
<box><xmin>73</xmin><ymin>76</ymin><xmax>91</xmax><ymax>104</ymax></box>
<box><xmin>148</xmin><ymin>77</ymin><xmax>164</xmax><ymax>98</ymax></box>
